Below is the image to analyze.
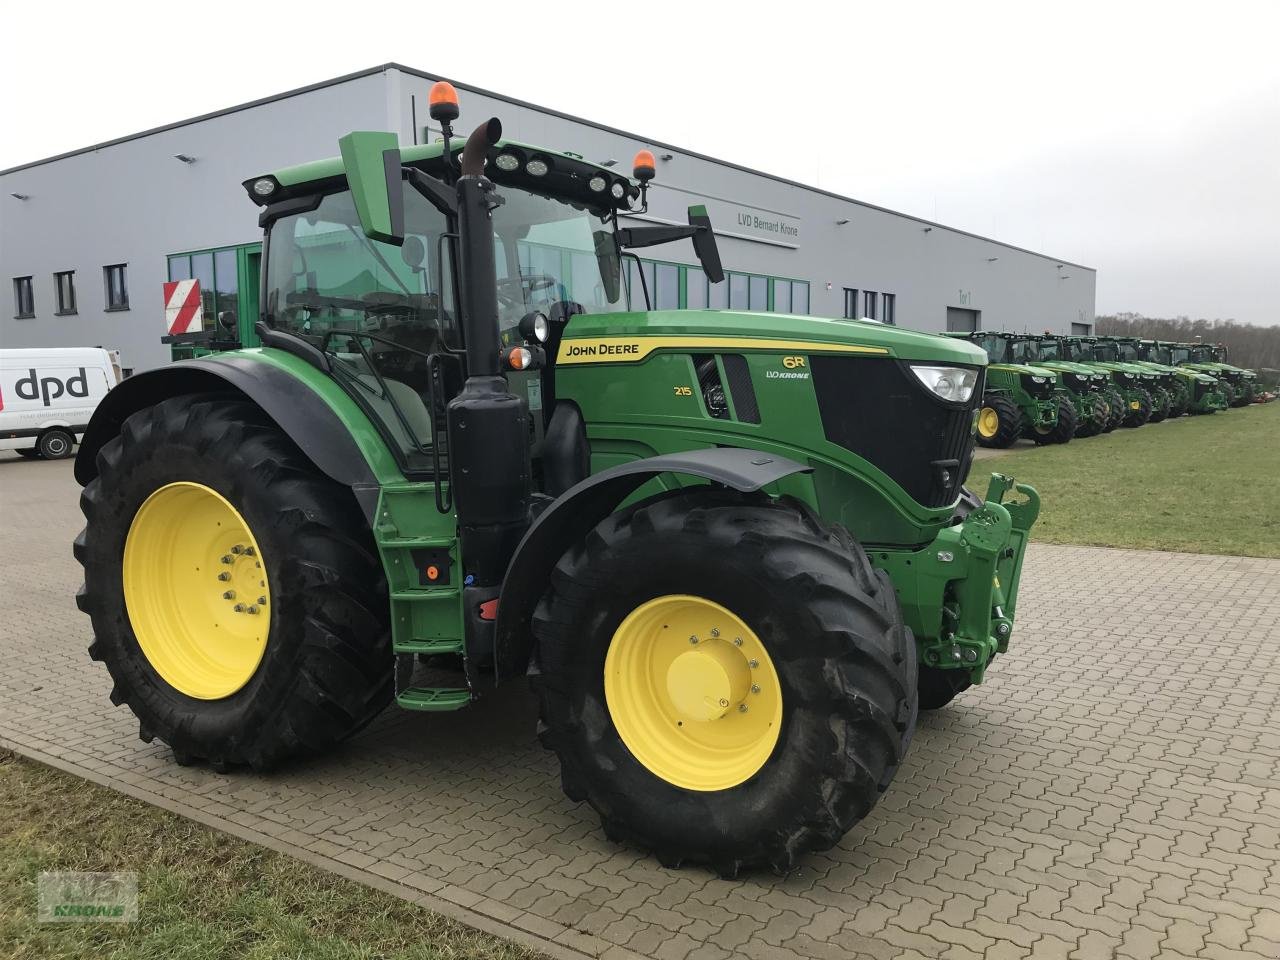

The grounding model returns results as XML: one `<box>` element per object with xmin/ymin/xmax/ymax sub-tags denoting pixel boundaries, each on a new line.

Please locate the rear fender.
<box><xmin>493</xmin><ymin>447</ymin><xmax>811</xmax><ymax>680</ymax></box>
<box><xmin>74</xmin><ymin>354</ymin><xmax>385</xmax><ymax>520</ymax></box>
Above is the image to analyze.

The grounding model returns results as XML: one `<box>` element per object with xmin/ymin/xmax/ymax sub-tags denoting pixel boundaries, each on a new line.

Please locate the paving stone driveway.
<box><xmin>2</xmin><ymin>454</ymin><xmax>1278</xmax><ymax>960</ymax></box>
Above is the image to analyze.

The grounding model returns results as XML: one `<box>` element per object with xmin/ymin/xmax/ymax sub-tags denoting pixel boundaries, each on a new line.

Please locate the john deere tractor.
<box><xmin>1144</xmin><ymin>341</ymin><xmax>1226</xmax><ymax>413</ymax></box>
<box><xmin>1032</xmin><ymin>335</ymin><xmax>1125</xmax><ymax>432</ymax></box>
<box><xmin>1170</xmin><ymin>342</ymin><xmax>1257</xmax><ymax>407</ymax></box>
<box><xmin>72</xmin><ymin>86</ymin><xmax>1038</xmax><ymax>875</ymax></box>
<box><xmin>1115</xmin><ymin>337</ymin><xmax>1227</xmax><ymax>415</ymax></box>
<box><xmin>948</xmin><ymin>332</ymin><xmax>1073</xmax><ymax>447</ymax></box>
<box><xmin>1082</xmin><ymin>337</ymin><xmax>1179</xmax><ymax>422</ymax></box>
<box><xmin>1046</xmin><ymin>335</ymin><xmax>1155</xmax><ymax>427</ymax></box>
<box><xmin>990</xmin><ymin>332</ymin><xmax>1110</xmax><ymax>438</ymax></box>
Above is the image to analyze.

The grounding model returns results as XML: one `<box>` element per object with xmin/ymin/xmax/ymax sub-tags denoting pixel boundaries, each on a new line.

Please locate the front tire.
<box><xmin>75</xmin><ymin>393</ymin><xmax>392</xmax><ymax>770</ymax></box>
<box><xmin>975</xmin><ymin>394</ymin><xmax>1022</xmax><ymax>448</ymax></box>
<box><xmin>1122</xmin><ymin>391</ymin><xmax>1152</xmax><ymax>427</ymax></box>
<box><xmin>1031</xmin><ymin>397</ymin><xmax>1077</xmax><ymax>445</ymax></box>
<box><xmin>531</xmin><ymin>491</ymin><xmax>916</xmax><ymax>875</ymax></box>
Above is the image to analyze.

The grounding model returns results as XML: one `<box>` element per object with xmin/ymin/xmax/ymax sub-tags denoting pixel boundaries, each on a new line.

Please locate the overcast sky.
<box><xmin>3</xmin><ymin>1</ymin><xmax>1277</xmax><ymax>324</ymax></box>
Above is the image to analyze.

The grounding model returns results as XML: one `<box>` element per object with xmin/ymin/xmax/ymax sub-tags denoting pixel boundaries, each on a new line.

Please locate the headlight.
<box><xmin>1032</xmin><ymin>376</ymin><xmax>1047</xmax><ymax>383</ymax></box>
<box><xmin>588</xmin><ymin>175</ymin><xmax>607</xmax><ymax>193</ymax></box>
<box><xmin>519</xmin><ymin>310</ymin><xmax>549</xmax><ymax>343</ymax></box>
<box><xmin>495</xmin><ymin>153</ymin><xmax>520</xmax><ymax>172</ymax></box>
<box><xmin>911</xmin><ymin>365</ymin><xmax>977</xmax><ymax>403</ymax></box>
<box><xmin>526</xmin><ymin>157</ymin><xmax>549</xmax><ymax>177</ymax></box>
<box><xmin>251</xmin><ymin>177</ymin><xmax>277</xmax><ymax>197</ymax></box>
<box><xmin>611</xmin><ymin>181</ymin><xmax>627</xmax><ymax>199</ymax></box>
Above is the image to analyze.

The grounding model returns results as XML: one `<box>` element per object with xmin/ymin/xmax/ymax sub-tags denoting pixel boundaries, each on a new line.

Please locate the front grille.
<box><xmin>810</xmin><ymin>356</ymin><xmax>979</xmax><ymax>508</ymax></box>
<box><xmin>1194</xmin><ymin>380</ymin><xmax>1210</xmax><ymax>401</ymax></box>
<box><xmin>1020</xmin><ymin>373</ymin><xmax>1055</xmax><ymax>398</ymax></box>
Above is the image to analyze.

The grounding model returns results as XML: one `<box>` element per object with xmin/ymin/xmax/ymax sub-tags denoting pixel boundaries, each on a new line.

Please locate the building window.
<box><xmin>863</xmin><ymin>290</ymin><xmax>878</xmax><ymax>321</ymax></box>
<box><xmin>728</xmin><ymin>272</ymin><xmax>749</xmax><ymax>310</ymax></box>
<box><xmin>103</xmin><ymin>264</ymin><xmax>129</xmax><ymax>311</ymax></box>
<box><xmin>881</xmin><ymin>293</ymin><xmax>896</xmax><ymax>326</ymax></box>
<box><xmin>708</xmin><ymin>273</ymin><xmax>728</xmax><ymax>309</ymax></box>
<box><xmin>773</xmin><ymin>278</ymin><xmax>791</xmax><ymax>313</ymax></box>
<box><xmin>54</xmin><ymin>271</ymin><xmax>77</xmax><ymax>316</ymax></box>
<box><xmin>843</xmin><ymin>288</ymin><xmax>858</xmax><ymax>319</ymax></box>
<box><xmin>685</xmin><ymin>267</ymin><xmax>707</xmax><ymax>309</ymax></box>
<box><xmin>749</xmin><ymin>275</ymin><xmax>768</xmax><ymax>311</ymax></box>
<box><xmin>654</xmin><ymin>262</ymin><xmax>679</xmax><ymax>310</ymax></box>
<box><xmin>792</xmin><ymin>281</ymin><xmax>809</xmax><ymax>315</ymax></box>
<box><xmin>13</xmin><ymin>276</ymin><xmax>35</xmax><ymax>318</ymax></box>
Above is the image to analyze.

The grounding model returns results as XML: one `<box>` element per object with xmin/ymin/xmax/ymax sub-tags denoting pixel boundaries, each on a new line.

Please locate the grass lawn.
<box><xmin>967</xmin><ymin>402</ymin><xmax>1280</xmax><ymax>558</ymax></box>
<box><xmin>0</xmin><ymin>750</ymin><xmax>542</xmax><ymax>960</ymax></box>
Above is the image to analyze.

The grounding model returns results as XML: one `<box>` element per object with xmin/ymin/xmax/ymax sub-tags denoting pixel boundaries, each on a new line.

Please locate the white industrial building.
<box><xmin>1</xmin><ymin>63</ymin><xmax>1096</xmax><ymax>374</ymax></box>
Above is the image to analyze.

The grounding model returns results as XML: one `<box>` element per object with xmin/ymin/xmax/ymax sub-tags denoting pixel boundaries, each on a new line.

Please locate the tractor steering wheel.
<box><xmin>497</xmin><ymin>274</ymin><xmax>557</xmax><ymax>308</ymax></box>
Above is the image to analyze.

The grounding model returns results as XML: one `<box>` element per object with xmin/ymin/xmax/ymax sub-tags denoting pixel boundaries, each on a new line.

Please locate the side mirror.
<box><xmin>338</xmin><ymin>131</ymin><xmax>405</xmax><ymax>246</ymax></box>
<box><xmin>687</xmin><ymin>205</ymin><xmax>723</xmax><ymax>284</ymax></box>
<box><xmin>401</xmin><ymin>235</ymin><xmax>428</xmax><ymax>271</ymax></box>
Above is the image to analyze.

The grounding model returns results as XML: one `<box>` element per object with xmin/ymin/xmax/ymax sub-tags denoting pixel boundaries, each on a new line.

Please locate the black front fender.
<box><xmin>74</xmin><ymin>356</ymin><xmax>378</xmax><ymax>504</ymax></box>
<box><xmin>493</xmin><ymin>447</ymin><xmax>811</xmax><ymax>680</ymax></box>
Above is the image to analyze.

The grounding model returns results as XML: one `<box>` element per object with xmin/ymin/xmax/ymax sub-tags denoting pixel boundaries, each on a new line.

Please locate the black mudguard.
<box><xmin>74</xmin><ymin>355</ymin><xmax>380</xmax><ymax>515</ymax></box>
<box><xmin>493</xmin><ymin>447</ymin><xmax>812</xmax><ymax>680</ymax></box>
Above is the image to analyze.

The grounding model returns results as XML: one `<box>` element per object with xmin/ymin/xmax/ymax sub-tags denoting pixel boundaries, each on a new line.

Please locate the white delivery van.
<box><xmin>0</xmin><ymin>348</ymin><xmax>121</xmax><ymax>459</ymax></box>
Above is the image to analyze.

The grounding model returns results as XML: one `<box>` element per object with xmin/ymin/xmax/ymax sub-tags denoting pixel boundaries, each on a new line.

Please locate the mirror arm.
<box><xmin>406</xmin><ymin>168</ymin><xmax>458</xmax><ymax>217</ymax></box>
<box><xmin>616</xmin><ymin>224</ymin><xmax>699</xmax><ymax>249</ymax></box>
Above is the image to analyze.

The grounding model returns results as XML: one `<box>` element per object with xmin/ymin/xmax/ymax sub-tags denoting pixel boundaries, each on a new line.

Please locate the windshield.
<box><xmin>1010</xmin><ymin>339</ymin><xmax>1039</xmax><ymax>363</ymax></box>
<box><xmin>1037</xmin><ymin>339</ymin><xmax>1064</xmax><ymax>361</ymax></box>
<box><xmin>1191</xmin><ymin>346</ymin><xmax>1215</xmax><ymax>362</ymax></box>
<box><xmin>491</xmin><ymin>187</ymin><xmax>625</xmax><ymax>345</ymax></box>
<box><xmin>1170</xmin><ymin>346</ymin><xmax>1191</xmax><ymax>364</ymax></box>
<box><xmin>1115</xmin><ymin>342</ymin><xmax>1140</xmax><ymax>362</ymax></box>
<box><xmin>1091</xmin><ymin>343</ymin><xmax>1119</xmax><ymax>362</ymax></box>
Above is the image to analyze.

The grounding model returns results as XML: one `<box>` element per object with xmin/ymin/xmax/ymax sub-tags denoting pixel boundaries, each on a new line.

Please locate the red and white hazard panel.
<box><xmin>163</xmin><ymin>280</ymin><xmax>203</xmax><ymax>334</ymax></box>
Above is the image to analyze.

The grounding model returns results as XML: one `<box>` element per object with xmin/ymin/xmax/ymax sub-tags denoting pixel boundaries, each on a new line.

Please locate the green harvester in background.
<box><xmin>71</xmin><ymin>85</ymin><xmax>1039</xmax><ymax>875</ymax></box>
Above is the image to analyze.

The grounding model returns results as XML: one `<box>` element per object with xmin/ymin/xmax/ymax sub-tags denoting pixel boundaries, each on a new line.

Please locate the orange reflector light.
<box><xmin>506</xmin><ymin>346</ymin><xmax>532</xmax><ymax>370</ymax></box>
<box><xmin>428</xmin><ymin>81</ymin><xmax>460</xmax><ymax>122</ymax></box>
<box><xmin>478</xmin><ymin>599</ymin><xmax>499</xmax><ymax>621</ymax></box>
<box><xmin>425</xmin><ymin>564</ymin><xmax>440</xmax><ymax>581</ymax></box>
<box><xmin>633</xmin><ymin>149</ymin><xmax>656</xmax><ymax>182</ymax></box>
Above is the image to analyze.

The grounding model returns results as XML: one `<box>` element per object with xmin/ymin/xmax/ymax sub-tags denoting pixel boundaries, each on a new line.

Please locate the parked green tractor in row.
<box><xmin>1167</xmin><ymin>342</ymin><xmax>1257</xmax><ymax>407</ymax></box>
<box><xmin>1102</xmin><ymin>337</ymin><xmax>1227</xmax><ymax>415</ymax></box>
<box><xmin>993</xmin><ymin>333</ymin><xmax>1111</xmax><ymax>437</ymax></box>
<box><xmin>1018</xmin><ymin>335</ymin><xmax>1125</xmax><ymax>432</ymax></box>
<box><xmin>948</xmin><ymin>333</ymin><xmax>1076</xmax><ymax>447</ymax></box>
<box><xmin>72</xmin><ymin>86</ymin><xmax>1039</xmax><ymax>874</ymax></box>
<box><xmin>1042</xmin><ymin>336</ymin><xmax>1156</xmax><ymax>427</ymax></box>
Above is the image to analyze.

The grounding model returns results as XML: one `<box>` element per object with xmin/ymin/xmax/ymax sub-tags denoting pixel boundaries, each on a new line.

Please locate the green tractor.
<box><xmin>72</xmin><ymin>87</ymin><xmax>1039</xmax><ymax>875</ymax></box>
<box><xmin>988</xmin><ymin>332</ymin><xmax>1110</xmax><ymax>438</ymax></box>
<box><xmin>1054</xmin><ymin>336</ymin><xmax>1158</xmax><ymax>427</ymax></box>
<box><xmin>1169</xmin><ymin>342</ymin><xmax>1257</xmax><ymax>407</ymax></box>
<box><xmin>1122</xmin><ymin>338</ymin><xmax>1228</xmax><ymax>415</ymax></box>
<box><xmin>946</xmin><ymin>332</ymin><xmax>1076</xmax><ymax>447</ymax></box>
<box><xmin>1031</xmin><ymin>335</ymin><xmax>1127</xmax><ymax>431</ymax></box>
<box><xmin>1084</xmin><ymin>337</ymin><xmax>1184</xmax><ymax>422</ymax></box>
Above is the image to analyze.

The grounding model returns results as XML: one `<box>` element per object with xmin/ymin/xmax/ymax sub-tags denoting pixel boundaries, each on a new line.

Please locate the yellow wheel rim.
<box><xmin>604</xmin><ymin>595</ymin><xmax>782</xmax><ymax>792</ymax></box>
<box><xmin>123</xmin><ymin>482</ymin><xmax>270</xmax><ymax>700</ymax></box>
<box><xmin>977</xmin><ymin>407</ymin><xmax>1000</xmax><ymax>438</ymax></box>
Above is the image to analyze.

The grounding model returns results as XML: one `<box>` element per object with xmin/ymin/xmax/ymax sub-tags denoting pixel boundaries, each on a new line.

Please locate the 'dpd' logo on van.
<box><xmin>16</xmin><ymin>368</ymin><xmax>90</xmax><ymax>407</ymax></box>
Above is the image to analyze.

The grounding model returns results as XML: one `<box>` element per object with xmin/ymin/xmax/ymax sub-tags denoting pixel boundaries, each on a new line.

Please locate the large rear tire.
<box><xmin>975</xmin><ymin>394</ymin><xmax>1022</xmax><ymax>448</ymax></box>
<box><xmin>75</xmin><ymin>393</ymin><xmax>392</xmax><ymax>770</ymax></box>
<box><xmin>531</xmin><ymin>490</ymin><xmax>916</xmax><ymax>875</ymax></box>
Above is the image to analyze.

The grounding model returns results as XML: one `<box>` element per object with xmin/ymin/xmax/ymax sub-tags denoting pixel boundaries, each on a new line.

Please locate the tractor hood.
<box><xmin>989</xmin><ymin>361</ymin><xmax>1060</xmax><ymax>379</ymax></box>
<box><xmin>558</xmin><ymin>311</ymin><xmax>989</xmax><ymax>367</ymax></box>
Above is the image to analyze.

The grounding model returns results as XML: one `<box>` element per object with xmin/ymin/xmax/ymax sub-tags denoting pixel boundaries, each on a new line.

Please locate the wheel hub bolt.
<box><xmin>231</xmin><ymin>545</ymin><xmax>244</xmax><ymax>555</ymax></box>
<box><xmin>221</xmin><ymin>555</ymin><xmax>233</xmax><ymax>564</ymax></box>
<box><xmin>222</xmin><ymin>591</ymin><xmax>235</xmax><ymax>600</ymax></box>
<box><xmin>749</xmin><ymin>659</ymin><xmax>759</xmax><ymax>669</ymax></box>
<box><xmin>233</xmin><ymin>603</ymin><xmax>246</xmax><ymax>613</ymax></box>
<box><xmin>246</xmin><ymin>605</ymin><xmax>260</xmax><ymax>615</ymax></box>
<box><xmin>733</xmin><ymin>637</ymin><xmax>743</xmax><ymax>646</ymax></box>
<box><xmin>689</xmin><ymin>636</ymin><xmax>699</xmax><ymax>645</ymax></box>
<box><xmin>244</xmin><ymin>547</ymin><xmax>256</xmax><ymax>557</ymax></box>
<box><xmin>719</xmin><ymin>698</ymin><xmax>729</xmax><ymax>707</ymax></box>
<box><xmin>257</xmin><ymin>597</ymin><xmax>266</xmax><ymax>605</ymax></box>
<box><xmin>751</xmin><ymin>684</ymin><xmax>761</xmax><ymax>694</ymax></box>
<box><xmin>710</xmin><ymin>628</ymin><xmax>720</xmax><ymax>638</ymax></box>
<box><xmin>738</xmin><ymin>704</ymin><xmax>748</xmax><ymax>713</ymax></box>
<box><xmin>217</xmin><ymin>572</ymin><xmax>231</xmax><ymax>582</ymax></box>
